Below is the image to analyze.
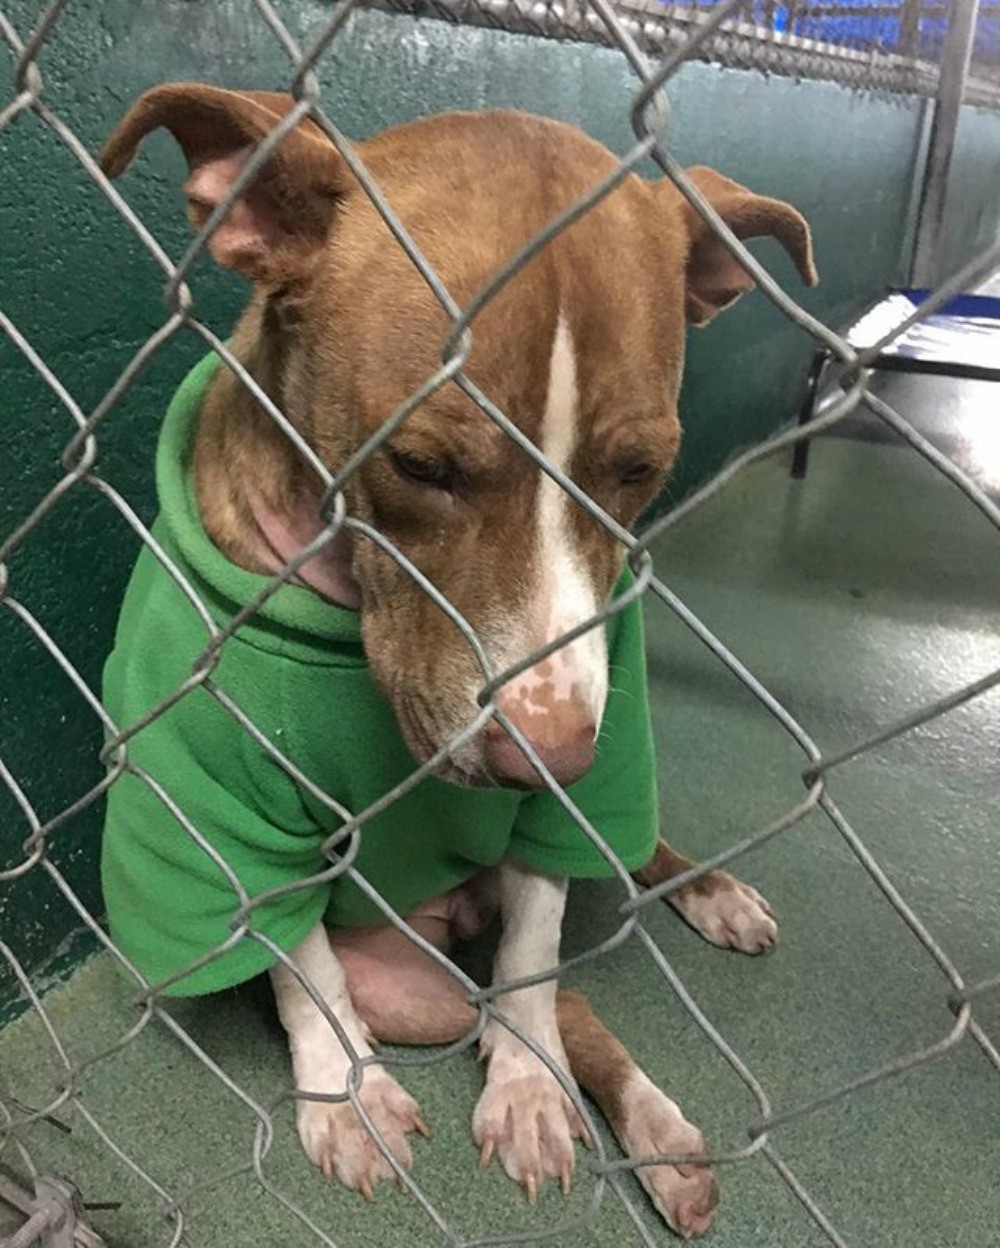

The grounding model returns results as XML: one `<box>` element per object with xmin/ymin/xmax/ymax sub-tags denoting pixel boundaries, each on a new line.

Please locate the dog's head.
<box><xmin>103</xmin><ymin>85</ymin><xmax>816</xmax><ymax>789</ymax></box>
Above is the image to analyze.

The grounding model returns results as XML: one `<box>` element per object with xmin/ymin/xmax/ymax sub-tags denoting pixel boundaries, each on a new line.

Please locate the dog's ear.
<box><xmin>100</xmin><ymin>83</ymin><xmax>347</xmax><ymax>281</ymax></box>
<box><xmin>658</xmin><ymin>167</ymin><xmax>818</xmax><ymax>326</ymax></box>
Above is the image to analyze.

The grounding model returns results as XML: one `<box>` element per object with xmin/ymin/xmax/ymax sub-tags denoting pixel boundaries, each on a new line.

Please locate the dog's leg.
<box><xmin>634</xmin><ymin>838</ymin><xmax>777</xmax><ymax>954</ymax></box>
<box><xmin>333</xmin><ymin>920</ymin><xmax>718</xmax><ymax>1238</ymax></box>
<box><xmin>270</xmin><ymin>922</ymin><xmax>427</xmax><ymax>1196</ymax></box>
<box><xmin>557</xmin><ymin>990</ymin><xmax>718</xmax><ymax>1239</ymax></box>
<box><xmin>330</xmin><ymin>915</ymin><xmax>477</xmax><ymax>1045</ymax></box>
<box><xmin>471</xmin><ymin>861</ymin><xmax>588</xmax><ymax>1201</ymax></box>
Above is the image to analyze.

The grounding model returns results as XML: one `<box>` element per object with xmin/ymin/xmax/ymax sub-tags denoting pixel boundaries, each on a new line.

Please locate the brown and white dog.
<box><xmin>101</xmin><ymin>85</ymin><xmax>815</xmax><ymax>1237</ymax></box>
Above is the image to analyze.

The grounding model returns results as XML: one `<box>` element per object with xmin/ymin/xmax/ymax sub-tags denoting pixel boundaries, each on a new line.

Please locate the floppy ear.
<box><xmin>659</xmin><ymin>166</ymin><xmax>818</xmax><ymax>326</ymax></box>
<box><xmin>100</xmin><ymin>83</ymin><xmax>347</xmax><ymax>281</ymax></box>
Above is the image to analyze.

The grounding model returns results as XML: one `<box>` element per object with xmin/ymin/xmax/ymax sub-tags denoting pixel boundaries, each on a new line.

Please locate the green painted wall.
<box><xmin>1</xmin><ymin>0</ymin><xmax>977</xmax><ymax>1000</ymax></box>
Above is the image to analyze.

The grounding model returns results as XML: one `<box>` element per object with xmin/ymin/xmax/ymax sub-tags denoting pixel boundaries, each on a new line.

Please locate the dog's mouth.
<box><xmin>432</xmin><ymin>759</ymin><xmax>494</xmax><ymax>789</ymax></box>
<box><xmin>393</xmin><ymin>689</ymin><xmax>594</xmax><ymax>793</ymax></box>
<box><xmin>395</xmin><ymin>692</ymin><xmax>495</xmax><ymax>790</ymax></box>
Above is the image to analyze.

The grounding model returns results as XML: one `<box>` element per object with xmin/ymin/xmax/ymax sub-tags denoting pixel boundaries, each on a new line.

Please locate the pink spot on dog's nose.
<box><xmin>483</xmin><ymin>702</ymin><xmax>596</xmax><ymax>790</ymax></box>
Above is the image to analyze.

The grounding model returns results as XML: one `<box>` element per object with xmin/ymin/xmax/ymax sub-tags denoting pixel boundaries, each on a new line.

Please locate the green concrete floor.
<box><xmin>2</xmin><ymin>418</ymin><xmax>999</xmax><ymax>1247</ymax></box>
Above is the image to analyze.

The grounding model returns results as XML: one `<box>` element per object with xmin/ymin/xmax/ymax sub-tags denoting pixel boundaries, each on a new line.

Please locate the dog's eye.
<box><xmin>390</xmin><ymin>449</ymin><xmax>455</xmax><ymax>490</ymax></box>
<box><xmin>619</xmin><ymin>461</ymin><xmax>658</xmax><ymax>486</ymax></box>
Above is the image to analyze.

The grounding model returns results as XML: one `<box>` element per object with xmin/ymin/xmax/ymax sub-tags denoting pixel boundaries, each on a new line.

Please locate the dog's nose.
<box><xmin>483</xmin><ymin>716</ymin><xmax>596</xmax><ymax>790</ymax></box>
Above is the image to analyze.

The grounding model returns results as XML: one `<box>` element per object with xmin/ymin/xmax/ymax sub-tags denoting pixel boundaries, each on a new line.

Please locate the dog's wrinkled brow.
<box><xmin>383</xmin><ymin>404</ymin><xmax>509</xmax><ymax>471</ymax></box>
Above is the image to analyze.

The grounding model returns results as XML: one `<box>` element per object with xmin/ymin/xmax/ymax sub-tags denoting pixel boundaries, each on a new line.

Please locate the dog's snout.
<box><xmin>483</xmin><ymin>715</ymin><xmax>596</xmax><ymax>790</ymax></box>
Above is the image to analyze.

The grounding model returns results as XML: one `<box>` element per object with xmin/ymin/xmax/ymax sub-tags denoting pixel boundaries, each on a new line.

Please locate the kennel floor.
<box><xmin>3</xmin><ymin>380</ymin><xmax>999</xmax><ymax>1247</ymax></box>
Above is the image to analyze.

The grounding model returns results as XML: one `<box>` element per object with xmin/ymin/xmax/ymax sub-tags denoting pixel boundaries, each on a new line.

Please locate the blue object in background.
<box><xmin>655</xmin><ymin>0</ymin><xmax>1000</xmax><ymax>65</ymax></box>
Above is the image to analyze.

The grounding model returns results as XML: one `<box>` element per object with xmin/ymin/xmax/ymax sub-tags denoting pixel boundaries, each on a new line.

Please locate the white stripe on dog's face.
<box><xmin>504</xmin><ymin>313</ymin><xmax>608</xmax><ymax>728</ymax></box>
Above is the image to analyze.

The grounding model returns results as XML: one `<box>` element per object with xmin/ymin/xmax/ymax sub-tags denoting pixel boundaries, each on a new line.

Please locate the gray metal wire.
<box><xmin>2</xmin><ymin>0</ymin><xmax>999</xmax><ymax>1245</ymax></box>
<box><xmin>379</xmin><ymin>0</ymin><xmax>1000</xmax><ymax>108</ymax></box>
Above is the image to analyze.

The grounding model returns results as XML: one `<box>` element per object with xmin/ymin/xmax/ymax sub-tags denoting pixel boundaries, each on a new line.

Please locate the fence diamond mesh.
<box><xmin>2</xmin><ymin>0</ymin><xmax>999</xmax><ymax>1246</ymax></box>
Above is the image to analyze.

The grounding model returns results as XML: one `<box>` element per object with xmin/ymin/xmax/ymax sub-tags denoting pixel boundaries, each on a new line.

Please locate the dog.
<box><xmin>99</xmin><ymin>84</ymin><xmax>815</xmax><ymax>1238</ymax></box>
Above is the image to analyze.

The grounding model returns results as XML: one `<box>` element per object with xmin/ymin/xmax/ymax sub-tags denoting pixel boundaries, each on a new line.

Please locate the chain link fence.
<box><xmin>2</xmin><ymin>0</ymin><xmax>1000</xmax><ymax>1244</ymax></box>
<box><xmin>381</xmin><ymin>0</ymin><xmax>1000</xmax><ymax>106</ymax></box>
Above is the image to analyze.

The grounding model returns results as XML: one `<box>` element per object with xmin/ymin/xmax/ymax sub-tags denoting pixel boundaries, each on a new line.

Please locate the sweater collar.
<box><xmin>156</xmin><ymin>352</ymin><xmax>364</xmax><ymax>661</ymax></box>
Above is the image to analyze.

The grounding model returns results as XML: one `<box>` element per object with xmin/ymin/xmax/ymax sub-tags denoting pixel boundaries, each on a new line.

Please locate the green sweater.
<box><xmin>101</xmin><ymin>354</ymin><xmax>658</xmax><ymax>996</ymax></box>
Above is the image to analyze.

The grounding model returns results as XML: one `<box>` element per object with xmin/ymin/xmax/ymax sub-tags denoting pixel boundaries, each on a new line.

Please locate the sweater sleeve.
<box><xmin>505</xmin><ymin>570</ymin><xmax>659</xmax><ymax>880</ymax></box>
<box><xmin>101</xmin><ymin>544</ymin><xmax>331</xmax><ymax>998</ymax></box>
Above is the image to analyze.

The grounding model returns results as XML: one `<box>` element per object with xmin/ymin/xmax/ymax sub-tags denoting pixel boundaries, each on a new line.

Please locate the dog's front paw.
<box><xmin>619</xmin><ymin>1075</ymin><xmax>718</xmax><ymax>1239</ymax></box>
<box><xmin>297</xmin><ymin>1067</ymin><xmax>428</xmax><ymax>1197</ymax></box>
<box><xmin>670</xmin><ymin>873</ymin><xmax>777</xmax><ymax>954</ymax></box>
<box><xmin>473</xmin><ymin>1062</ymin><xmax>588</xmax><ymax>1200</ymax></box>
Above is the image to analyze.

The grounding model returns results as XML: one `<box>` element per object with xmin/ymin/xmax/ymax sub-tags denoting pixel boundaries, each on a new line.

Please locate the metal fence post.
<box><xmin>911</xmin><ymin>0</ymin><xmax>983</xmax><ymax>285</ymax></box>
<box><xmin>899</xmin><ymin>0</ymin><xmax>923</xmax><ymax>58</ymax></box>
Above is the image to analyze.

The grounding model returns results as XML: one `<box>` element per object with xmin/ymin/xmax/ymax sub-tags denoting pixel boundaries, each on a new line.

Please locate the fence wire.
<box><xmin>380</xmin><ymin>0</ymin><xmax>1000</xmax><ymax>107</ymax></box>
<box><xmin>1</xmin><ymin>0</ymin><xmax>999</xmax><ymax>1245</ymax></box>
